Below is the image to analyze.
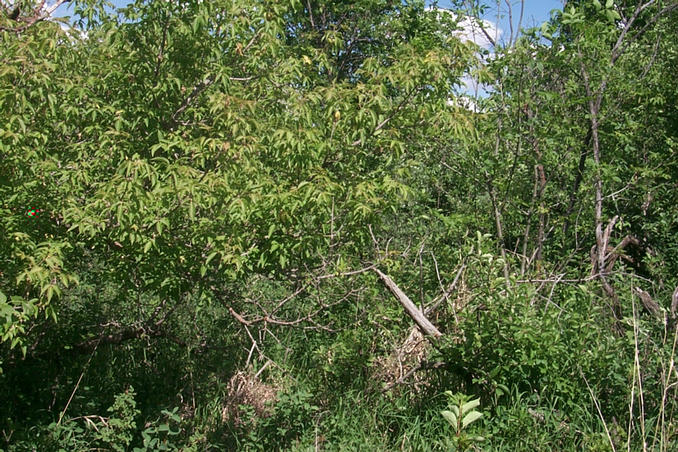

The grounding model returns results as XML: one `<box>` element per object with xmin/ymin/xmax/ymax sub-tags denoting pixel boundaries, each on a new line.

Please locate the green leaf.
<box><xmin>461</xmin><ymin>398</ymin><xmax>480</xmax><ymax>413</ymax></box>
<box><xmin>495</xmin><ymin>384</ymin><xmax>509</xmax><ymax>397</ymax></box>
<box><xmin>462</xmin><ymin>410</ymin><xmax>483</xmax><ymax>428</ymax></box>
<box><xmin>605</xmin><ymin>9</ymin><xmax>620</xmax><ymax>22</ymax></box>
<box><xmin>205</xmin><ymin>252</ymin><xmax>218</xmax><ymax>265</ymax></box>
<box><xmin>441</xmin><ymin>410</ymin><xmax>457</xmax><ymax>427</ymax></box>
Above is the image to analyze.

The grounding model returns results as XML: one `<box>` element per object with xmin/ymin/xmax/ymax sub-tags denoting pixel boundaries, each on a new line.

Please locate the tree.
<box><xmin>0</xmin><ymin>0</ymin><xmax>475</xmax><ymax>366</ymax></box>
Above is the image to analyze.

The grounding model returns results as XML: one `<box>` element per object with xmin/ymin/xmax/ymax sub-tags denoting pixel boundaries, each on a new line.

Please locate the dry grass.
<box><xmin>372</xmin><ymin>276</ymin><xmax>471</xmax><ymax>392</ymax></box>
<box><xmin>222</xmin><ymin>369</ymin><xmax>279</xmax><ymax>425</ymax></box>
<box><xmin>372</xmin><ymin>327</ymin><xmax>431</xmax><ymax>392</ymax></box>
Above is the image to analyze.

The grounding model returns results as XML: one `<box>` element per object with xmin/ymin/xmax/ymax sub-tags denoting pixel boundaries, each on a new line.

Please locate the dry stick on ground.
<box><xmin>373</xmin><ymin>268</ymin><xmax>442</xmax><ymax>338</ymax></box>
<box><xmin>377</xmin><ymin>263</ymin><xmax>466</xmax><ymax>392</ymax></box>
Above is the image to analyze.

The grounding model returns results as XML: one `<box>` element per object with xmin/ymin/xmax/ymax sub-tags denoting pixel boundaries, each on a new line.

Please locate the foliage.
<box><xmin>11</xmin><ymin>387</ymin><xmax>141</xmax><ymax>451</ymax></box>
<box><xmin>1</xmin><ymin>0</ymin><xmax>677</xmax><ymax>450</ymax></box>
<box><xmin>440</xmin><ymin>391</ymin><xmax>485</xmax><ymax>451</ymax></box>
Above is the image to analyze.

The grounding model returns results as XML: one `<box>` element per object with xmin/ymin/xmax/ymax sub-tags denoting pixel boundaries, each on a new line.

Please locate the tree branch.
<box><xmin>373</xmin><ymin>268</ymin><xmax>442</xmax><ymax>338</ymax></box>
<box><xmin>168</xmin><ymin>78</ymin><xmax>214</xmax><ymax>129</ymax></box>
<box><xmin>0</xmin><ymin>0</ymin><xmax>60</xmax><ymax>33</ymax></box>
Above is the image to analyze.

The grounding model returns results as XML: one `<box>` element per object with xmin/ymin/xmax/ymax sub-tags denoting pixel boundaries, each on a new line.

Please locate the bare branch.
<box><xmin>504</xmin><ymin>0</ymin><xmax>514</xmax><ymax>46</ymax></box>
<box><xmin>305</xmin><ymin>0</ymin><xmax>315</xmax><ymax>29</ymax></box>
<box><xmin>0</xmin><ymin>0</ymin><xmax>66</xmax><ymax>33</ymax></box>
<box><xmin>168</xmin><ymin>78</ymin><xmax>214</xmax><ymax>128</ymax></box>
<box><xmin>316</xmin><ymin>264</ymin><xmax>376</xmax><ymax>280</ymax></box>
<box><xmin>611</xmin><ymin>1</ymin><xmax>678</xmax><ymax>65</ymax></box>
<box><xmin>425</xmin><ymin>259</ymin><xmax>465</xmax><ymax>317</ymax></box>
<box><xmin>373</xmin><ymin>268</ymin><xmax>442</xmax><ymax>338</ymax></box>
<box><xmin>633</xmin><ymin>287</ymin><xmax>662</xmax><ymax>319</ymax></box>
<box><xmin>44</xmin><ymin>0</ymin><xmax>68</xmax><ymax>17</ymax></box>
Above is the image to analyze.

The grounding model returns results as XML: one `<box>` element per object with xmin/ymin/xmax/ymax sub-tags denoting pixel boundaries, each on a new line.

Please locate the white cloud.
<box><xmin>446</xmin><ymin>95</ymin><xmax>480</xmax><ymax>112</ymax></box>
<box><xmin>425</xmin><ymin>7</ymin><xmax>502</xmax><ymax>50</ymax></box>
<box><xmin>454</xmin><ymin>16</ymin><xmax>502</xmax><ymax>49</ymax></box>
<box><xmin>424</xmin><ymin>7</ymin><xmax>501</xmax><ymax>106</ymax></box>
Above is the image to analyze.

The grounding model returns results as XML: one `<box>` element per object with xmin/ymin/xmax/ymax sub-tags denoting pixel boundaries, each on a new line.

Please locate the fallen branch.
<box><xmin>373</xmin><ymin>268</ymin><xmax>442</xmax><ymax>338</ymax></box>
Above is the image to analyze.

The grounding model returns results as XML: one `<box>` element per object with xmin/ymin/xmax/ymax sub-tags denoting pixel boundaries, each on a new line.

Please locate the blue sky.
<box><xmin>433</xmin><ymin>0</ymin><xmax>565</xmax><ymax>46</ymax></box>
<box><xmin>57</xmin><ymin>1</ymin><xmax>565</xmax><ymax>33</ymax></box>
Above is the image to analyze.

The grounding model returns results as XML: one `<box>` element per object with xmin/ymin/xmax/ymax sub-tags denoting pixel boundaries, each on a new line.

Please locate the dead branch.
<box><xmin>425</xmin><ymin>262</ymin><xmax>465</xmax><ymax>317</ymax></box>
<box><xmin>229</xmin><ymin>285</ymin><xmax>359</xmax><ymax>332</ymax></box>
<box><xmin>634</xmin><ymin>287</ymin><xmax>662</xmax><ymax>319</ymax></box>
<box><xmin>373</xmin><ymin>268</ymin><xmax>442</xmax><ymax>338</ymax></box>
<box><xmin>316</xmin><ymin>264</ymin><xmax>375</xmax><ymax>280</ymax></box>
<box><xmin>168</xmin><ymin>78</ymin><xmax>214</xmax><ymax>128</ymax></box>
<box><xmin>592</xmin><ymin>233</ymin><xmax>644</xmax><ymax>276</ymax></box>
<box><xmin>351</xmin><ymin>88</ymin><xmax>420</xmax><ymax>146</ymax></box>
